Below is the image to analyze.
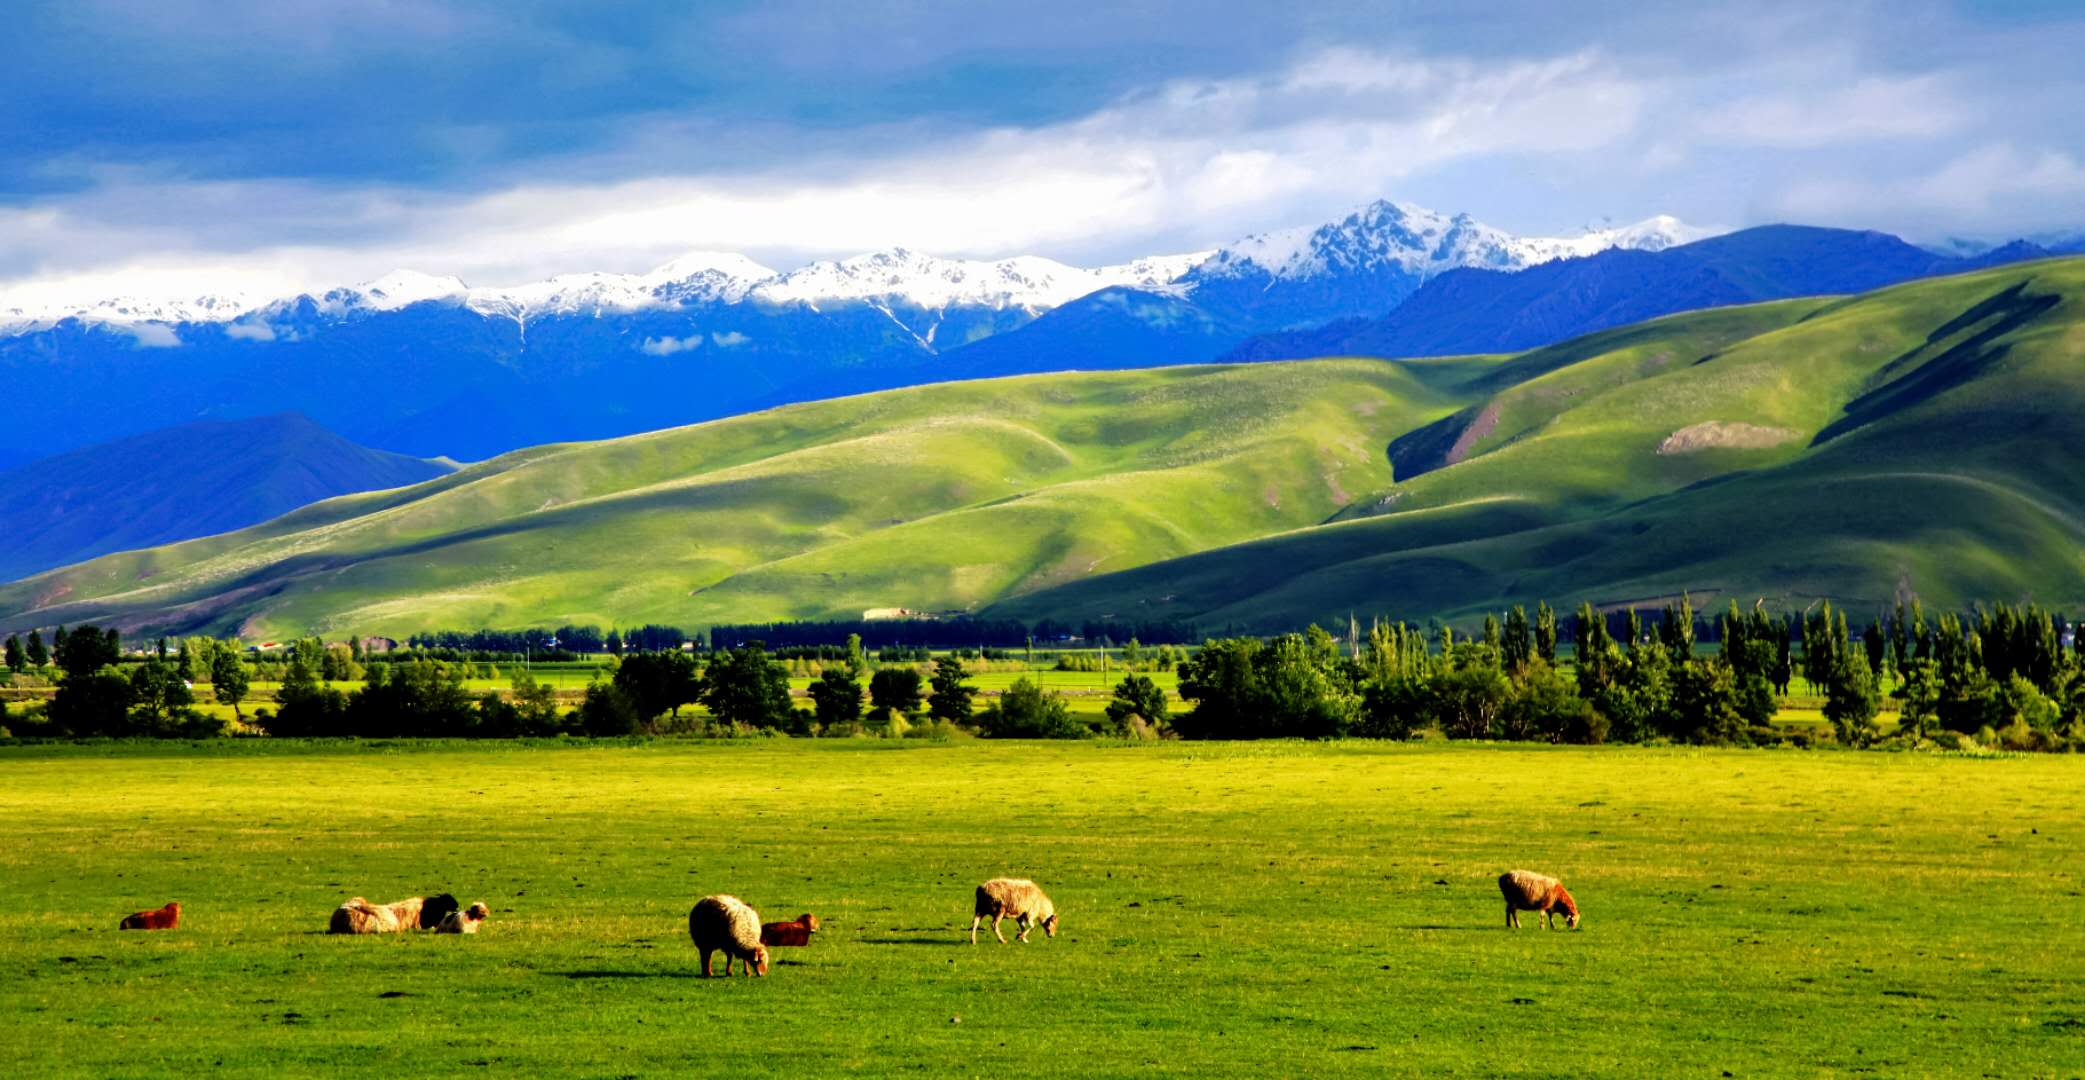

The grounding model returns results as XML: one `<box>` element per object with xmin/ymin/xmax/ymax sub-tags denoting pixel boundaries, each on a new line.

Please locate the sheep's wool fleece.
<box><xmin>690</xmin><ymin>895</ymin><xmax>763</xmax><ymax>955</ymax></box>
<box><xmin>976</xmin><ymin>878</ymin><xmax>1054</xmax><ymax>920</ymax></box>
<box><xmin>1499</xmin><ymin>870</ymin><xmax>1565</xmax><ymax>907</ymax></box>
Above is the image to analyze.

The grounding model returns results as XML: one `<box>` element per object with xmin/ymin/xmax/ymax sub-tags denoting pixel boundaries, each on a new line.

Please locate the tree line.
<box><xmin>7</xmin><ymin>598</ymin><xmax>2084</xmax><ymax>750</ymax></box>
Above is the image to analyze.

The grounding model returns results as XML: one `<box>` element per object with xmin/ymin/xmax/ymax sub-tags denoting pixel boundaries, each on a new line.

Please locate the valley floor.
<box><xmin>0</xmin><ymin>741</ymin><xmax>2079</xmax><ymax>1077</ymax></box>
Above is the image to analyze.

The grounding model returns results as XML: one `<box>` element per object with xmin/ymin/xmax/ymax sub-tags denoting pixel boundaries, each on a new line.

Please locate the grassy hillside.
<box><xmin>995</xmin><ymin>257</ymin><xmax>2085</xmax><ymax>627</ymax></box>
<box><xmin>0</xmin><ymin>362</ymin><xmax>1452</xmax><ymax>638</ymax></box>
<box><xmin>0</xmin><ymin>413</ymin><xmax>452</xmax><ymax>583</ymax></box>
<box><xmin>6</xmin><ymin>257</ymin><xmax>2084</xmax><ymax>639</ymax></box>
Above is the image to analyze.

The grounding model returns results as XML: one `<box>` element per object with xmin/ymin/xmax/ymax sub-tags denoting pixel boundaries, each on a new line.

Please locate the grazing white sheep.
<box><xmin>971</xmin><ymin>878</ymin><xmax>1058</xmax><ymax>944</ymax></box>
<box><xmin>436</xmin><ymin>902</ymin><xmax>490</xmax><ymax>934</ymax></box>
<box><xmin>689</xmin><ymin>894</ymin><xmax>769</xmax><ymax>976</ymax></box>
<box><xmin>1499</xmin><ymin>870</ymin><xmax>1580</xmax><ymax>930</ymax></box>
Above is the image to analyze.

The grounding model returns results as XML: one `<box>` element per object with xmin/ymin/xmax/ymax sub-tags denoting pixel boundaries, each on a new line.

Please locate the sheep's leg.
<box><xmin>1017</xmin><ymin>915</ymin><xmax>1032</xmax><ymax>943</ymax></box>
<box><xmin>1505</xmin><ymin>905</ymin><xmax>1515</xmax><ymax>928</ymax></box>
<box><xmin>992</xmin><ymin>914</ymin><xmax>1007</xmax><ymax>943</ymax></box>
<box><xmin>701</xmin><ymin>949</ymin><xmax>714</xmax><ymax>977</ymax></box>
<box><xmin>970</xmin><ymin>915</ymin><xmax>982</xmax><ymax>944</ymax></box>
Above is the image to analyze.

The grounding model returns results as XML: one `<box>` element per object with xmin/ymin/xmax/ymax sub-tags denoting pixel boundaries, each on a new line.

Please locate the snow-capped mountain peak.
<box><xmin>1190</xmin><ymin>199</ymin><xmax>1713</xmax><ymax>284</ymax></box>
<box><xmin>750</xmin><ymin>248</ymin><xmax>1208</xmax><ymax>311</ymax></box>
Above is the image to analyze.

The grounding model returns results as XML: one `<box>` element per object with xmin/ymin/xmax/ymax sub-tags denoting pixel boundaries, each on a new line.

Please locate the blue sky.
<box><xmin>4</xmin><ymin>0</ymin><xmax>2083</xmax><ymax>299</ymax></box>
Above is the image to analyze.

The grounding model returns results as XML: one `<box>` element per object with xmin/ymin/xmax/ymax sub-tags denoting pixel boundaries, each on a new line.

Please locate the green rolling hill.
<box><xmin>4</xmin><ymin>256</ymin><xmax>2083</xmax><ymax>639</ymax></box>
<box><xmin>0</xmin><ymin>361</ymin><xmax>1454</xmax><ymax>639</ymax></box>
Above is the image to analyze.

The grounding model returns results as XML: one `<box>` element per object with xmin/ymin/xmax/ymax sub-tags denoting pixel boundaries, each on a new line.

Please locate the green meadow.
<box><xmin>2</xmin><ymin>741</ymin><xmax>2079</xmax><ymax>1077</ymax></box>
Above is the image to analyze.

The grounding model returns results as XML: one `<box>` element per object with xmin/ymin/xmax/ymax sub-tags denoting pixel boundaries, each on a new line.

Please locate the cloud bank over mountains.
<box><xmin>1</xmin><ymin>1</ymin><xmax>2080</xmax><ymax>306</ymax></box>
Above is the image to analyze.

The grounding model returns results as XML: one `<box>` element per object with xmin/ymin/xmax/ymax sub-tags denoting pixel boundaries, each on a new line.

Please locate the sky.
<box><xmin>4</xmin><ymin>0</ymin><xmax>2083</xmax><ymax>302</ymax></box>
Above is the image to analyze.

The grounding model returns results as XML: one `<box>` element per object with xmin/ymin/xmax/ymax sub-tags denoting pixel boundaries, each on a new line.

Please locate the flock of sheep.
<box><xmin>115</xmin><ymin>870</ymin><xmax>1579</xmax><ymax>971</ymax></box>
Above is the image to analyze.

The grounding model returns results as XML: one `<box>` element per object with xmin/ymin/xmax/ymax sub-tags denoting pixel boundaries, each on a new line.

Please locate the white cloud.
<box><xmin>1696</xmin><ymin>74</ymin><xmax>1970</xmax><ymax>147</ymax></box>
<box><xmin>225</xmin><ymin>321</ymin><xmax>276</xmax><ymax>341</ymax></box>
<box><xmin>1775</xmin><ymin>143</ymin><xmax>2085</xmax><ymax>235</ymax></box>
<box><xmin>0</xmin><ymin>48</ymin><xmax>1652</xmax><ymax>307</ymax></box>
<box><xmin>710</xmin><ymin>330</ymin><xmax>749</xmax><ymax>347</ymax></box>
<box><xmin>639</xmin><ymin>334</ymin><xmax>702</xmax><ymax>355</ymax></box>
<box><xmin>123</xmin><ymin>323</ymin><xmax>181</xmax><ymax>347</ymax></box>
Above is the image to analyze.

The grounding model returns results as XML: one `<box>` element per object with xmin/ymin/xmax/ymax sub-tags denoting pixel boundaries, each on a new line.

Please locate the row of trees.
<box><xmin>9</xmin><ymin>626</ymin><xmax>251</xmax><ymax>738</ymax></box>
<box><xmin>1162</xmin><ymin>597</ymin><xmax>2084</xmax><ymax>750</ymax></box>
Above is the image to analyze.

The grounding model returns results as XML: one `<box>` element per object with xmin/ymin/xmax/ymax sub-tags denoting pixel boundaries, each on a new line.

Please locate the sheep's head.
<box><xmin>751</xmin><ymin>946</ymin><xmax>771</xmax><ymax>975</ymax></box>
<box><xmin>801</xmin><ymin>914</ymin><xmax>821</xmax><ymax>933</ymax></box>
<box><xmin>165</xmin><ymin>902</ymin><xmax>182</xmax><ymax>916</ymax></box>
<box><xmin>1555</xmin><ymin>888</ymin><xmax>1580</xmax><ymax>929</ymax></box>
<box><xmin>465</xmin><ymin>903</ymin><xmax>490</xmax><ymax>921</ymax></box>
<box><xmin>1041</xmin><ymin>913</ymin><xmax>1059</xmax><ymax>938</ymax></box>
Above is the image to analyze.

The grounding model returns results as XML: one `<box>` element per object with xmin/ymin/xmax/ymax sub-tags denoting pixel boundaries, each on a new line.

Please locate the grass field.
<box><xmin>2</xmin><ymin>741</ymin><xmax>2080</xmax><ymax>1077</ymax></box>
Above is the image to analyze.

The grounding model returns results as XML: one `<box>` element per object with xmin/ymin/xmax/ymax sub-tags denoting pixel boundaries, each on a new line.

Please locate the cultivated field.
<box><xmin>2</xmin><ymin>742</ymin><xmax>2079</xmax><ymax>1077</ymax></box>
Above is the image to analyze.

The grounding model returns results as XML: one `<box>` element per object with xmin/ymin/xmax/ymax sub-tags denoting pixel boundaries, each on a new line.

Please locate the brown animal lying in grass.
<box><xmin>119</xmin><ymin>902</ymin><xmax>180</xmax><ymax>930</ymax></box>
<box><xmin>1499</xmin><ymin>870</ymin><xmax>1580</xmax><ymax>929</ymax></box>
<box><xmin>329</xmin><ymin>893</ymin><xmax>460</xmax><ymax>934</ymax></box>
<box><xmin>761</xmin><ymin>913</ymin><xmax>820</xmax><ymax>947</ymax></box>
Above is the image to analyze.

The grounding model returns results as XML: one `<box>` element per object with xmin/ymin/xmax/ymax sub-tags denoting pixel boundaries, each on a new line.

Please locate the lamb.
<box><xmin>689</xmin><ymin>894</ymin><xmax>770</xmax><ymax>976</ymax></box>
<box><xmin>436</xmin><ymin>902</ymin><xmax>491</xmax><ymax>934</ymax></box>
<box><xmin>760</xmin><ymin>913</ymin><xmax>820</xmax><ymax>947</ymax></box>
<box><xmin>971</xmin><ymin>878</ymin><xmax>1058</xmax><ymax>944</ymax></box>
<box><xmin>329</xmin><ymin>893</ymin><xmax>461</xmax><ymax>934</ymax></box>
<box><xmin>119</xmin><ymin>901</ymin><xmax>180</xmax><ymax>930</ymax></box>
<box><xmin>1499</xmin><ymin>870</ymin><xmax>1580</xmax><ymax>930</ymax></box>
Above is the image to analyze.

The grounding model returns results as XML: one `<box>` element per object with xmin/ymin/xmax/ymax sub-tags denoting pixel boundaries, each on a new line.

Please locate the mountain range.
<box><xmin>0</xmin><ymin>201</ymin><xmax>1703</xmax><ymax>467</ymax></box>
<box><xmin>0</xmin><ymin>413</ymin><xmax>451</xmax><ymax>582</ymax></box>
<box><xmin>5</xmin><ymin>255</ymin><xmax>2081</xmax><ymax>638</ymax></box>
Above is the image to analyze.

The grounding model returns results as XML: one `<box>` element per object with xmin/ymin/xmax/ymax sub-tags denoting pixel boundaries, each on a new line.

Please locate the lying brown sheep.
<box><xmin>1499</xmin><ymin>870</ymin><xmax>1580</xmax><ymax>929</ymax></box>
<box><xmin>689</xmin><ymin>894</ymin><xmax>769</xmax><ymax>976</ymax></box>
<box><xmin>329</xmin><ymin>893</ymin><xmax>460</xmax><ymax>934</ymax></box>
<box><xmin>436</xmin><ymin>902</ymin><xmax>490</xmax><ymax>934</ymax></box>
<box><xmin>119</xmin><ymin>901</ymin><xmax>180</xmax><ymax>930</ymax></box>
<box><xmin>972</xmin><ymin>878</ymin><xmax>1057</xmax><ymax>944</ymax></box>
<box><xmin>761</xmin><ymin>913</ymin><xmax>820</xmax><ymax>947</ymax></box>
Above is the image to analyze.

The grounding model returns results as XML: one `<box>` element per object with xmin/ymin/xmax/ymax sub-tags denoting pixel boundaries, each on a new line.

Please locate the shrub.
<box><xmin>977</xmin><ymin>677</ymin><xmax>1084</xmax><ymax>739</ymax></box>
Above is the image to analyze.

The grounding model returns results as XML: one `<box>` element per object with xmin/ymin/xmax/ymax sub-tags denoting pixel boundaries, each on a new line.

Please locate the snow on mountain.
<box><xmin>0</xmin><ymin>198</ymin><xmax>1699</xmax><ymax>336</ymax></box>
<box><xmin>749</xmin><ymin>248</ymin><xmax>1209</xmax><ymax>312</ymax></box>
<box><xmin>0</xmin><ymin>287</ymin><xmax>275</xmax><ymax>334</ymax></box>
<box><xmin>315</xmin><ymin>270</ymin><xmax>469</xmax><ymax>315</ymax></box>
<box><xmin>1190</xmin><ymin>200</ymin><xmax>1713</xmax><ymax>284</ymax></box>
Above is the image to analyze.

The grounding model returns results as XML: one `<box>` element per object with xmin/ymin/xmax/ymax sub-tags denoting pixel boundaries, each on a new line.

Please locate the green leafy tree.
<box><xmin>1896</xmin><ymin>658</ymin><xmax>1941</xmax><ymax>742</ymax></box>
<box><xmin>1504</xmin><ymin>658</ymin><xmax>1599</xmax><ymax>744</ymax></box>
<box><xmin>128</xmin><ymin>660</ymin><xmax>199</xmax><ymax>732</ymax></box>
<box><xmin>54</xmin><ymin>623</ymin><xmax>121</xmax><ymax>678</ymax></box>
<box><xmin>25</xmin><ymin>630</ymin><xmax>48</xmax><ymax>670</ymax></box>
<box><xmin>1104</xmin><ymin>673</ymin><xmax>1170</xmax><ymax>735</ymax></box>
<box><xmin>809</xmin><ymin>665</ymin><xmax>865</xmax><ymax>729</ymax></box>
<box><xmin>868</xmin><ymin>667</ymin><xmax>925</xmax><ymax>719</ymax></box>
<box><xmin>210</xmin><ymin>645</ymin><xmax>251</xmax><ymax>720</ymax></box>
<box><xmin>978</xmin><ymin>677</ymin><xmax>1083</xmax><ymax>738</ymax></box>
<box><xmin>1534</xmin><ymin>602</ymin><xmax>1558</xmax><ymax>666</ymax></box>
<box><xmin>928</xmin><ymin>655</ymin><xmax>975</xmax><ymax>723</ymax></box>
<box><xmin>506</xmin><ymin>667</ymin><xmax>565</xmax><ymax>736</ymax></box>
<box><xmin>702</xmin><ymin>645</ymin><xmax>794</xmax><ymax>729</ymax></box>
<box><xmin>3</xmin><ymin>634</ymin><xmax>22</xmax><ymax>675</ymax></box>
<box><xmin>1501</xmin><ymin>606</ymin><xmax>1532</xmax><ymax>676</ymax></box>
<box><xmin>575</xmin><ymin>678</ymin><xmax>641</xmax><ymax>736</ymax></box>
<box><xmin>1824</xmin><ymin>653</ymin><xmax>1882</xmax><ymax>747</ymax></box>
<box><xmin>1434</xmin><ymin>659</ymin><xmax>1511</xmax><ymax>739</ymax></box>
<box><xmin>614</xmin><ymin>651</ymin><xmax>704</xmax><ymax>722</ymax></box>
<box><xmin>1670</xmin><ymin>657</ymin><xmax>1745</xmax><ymax>745</ymax></box>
